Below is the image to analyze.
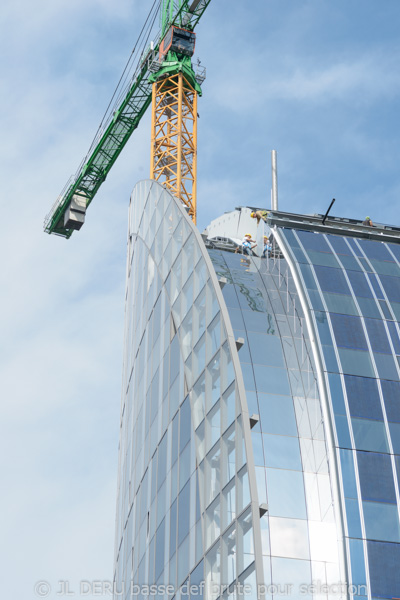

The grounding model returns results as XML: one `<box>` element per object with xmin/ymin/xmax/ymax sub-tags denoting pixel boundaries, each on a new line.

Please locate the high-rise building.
<box><xmin>114</xmin><ymin>179</ymin><xmax>400</xmax><ymax>600</ymax></box>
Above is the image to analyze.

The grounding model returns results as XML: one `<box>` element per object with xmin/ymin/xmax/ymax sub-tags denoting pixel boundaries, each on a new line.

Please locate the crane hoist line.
<box><xmin>44</xmin><ymin>0</ymin><xmax>212</xmax><ymax>239</ymax></box>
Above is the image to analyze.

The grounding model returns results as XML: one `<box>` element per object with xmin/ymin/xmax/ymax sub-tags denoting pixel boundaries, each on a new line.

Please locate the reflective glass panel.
<box><xmin>263</xmin><ymin>434</ymin><xmax>302</xmax><ymax>470</ymax></box>
<box><xmin>266</xmin><ymin>469</ymin><xmax>307</xmax><ymax>519</ymax></box>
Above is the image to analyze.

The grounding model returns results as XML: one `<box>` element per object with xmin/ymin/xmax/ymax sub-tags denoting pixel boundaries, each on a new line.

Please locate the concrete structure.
<box><xmin>114</xmin><ymin>180</ymin><xmax>400</xmax><ymax>600</ymax></box>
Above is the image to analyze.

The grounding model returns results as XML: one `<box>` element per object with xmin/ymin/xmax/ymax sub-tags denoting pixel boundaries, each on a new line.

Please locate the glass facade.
<box><xmin>207</xmin><ymin>249</ymin><xmax>343</xmax><ymax>600</ymax></box>
<box><xmin>114</xmin><ymin>181</ymin><xmax>400</xmax><ymax>600</ymax></box>
<box><xmin>115</xmin><ymin>181</ymin><xmax>261</xmax><ymax>600</ymax></box>
<box><xmin>277</xmin><ymin>227</ymin><xmax>400</xmax><ymax>600</ymax></box>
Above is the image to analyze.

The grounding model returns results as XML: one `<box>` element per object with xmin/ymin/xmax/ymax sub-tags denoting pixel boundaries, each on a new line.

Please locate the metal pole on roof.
<box><xmin>271</xmin><ymin>150</ymin><xmax>278</xmax><ymax>211</ymax></box>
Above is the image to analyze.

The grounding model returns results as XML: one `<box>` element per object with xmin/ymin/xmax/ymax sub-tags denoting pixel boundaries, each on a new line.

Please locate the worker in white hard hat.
<box><xmin>262</xmin><ymin>235</ymin><xmax>272</xmax><ymax>258</ymax></box>
<box><xmin>241</xmin><ymin>233</ymin><xmax>257</xmax><ymax>255</ymax></box>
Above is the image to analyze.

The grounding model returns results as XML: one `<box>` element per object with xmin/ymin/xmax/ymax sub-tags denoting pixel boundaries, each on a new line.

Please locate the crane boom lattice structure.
<box><xmin>44</xmin><ymin>0</ymin><xmax>212</xmax><ymax>239</ymax></box>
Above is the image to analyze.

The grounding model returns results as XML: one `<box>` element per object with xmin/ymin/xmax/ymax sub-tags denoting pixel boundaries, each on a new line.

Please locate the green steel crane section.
<box><xmin>44</xmin><ymin>0</ymin><xmax>212</xmax><ymax>238</ymax></box>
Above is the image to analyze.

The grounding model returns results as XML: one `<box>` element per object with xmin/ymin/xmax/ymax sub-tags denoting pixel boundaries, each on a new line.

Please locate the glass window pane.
<box><xmin>364</xmin><ymin>318</ymin><xmax>392</xmax><ymax>354</ymax></box>
<box><xmin>363</xmin><ymin>501</ymin><xmax>400</xmax><ymax>542</ymax></box>
<box><xmin>257</xmin><ymin>393</ymin><xmax>297</xmax><ymax>436</ymax></box>
<box><xmin>330</xmin><ymin>314</ymin><xmax>368</xmax><ymax>351</ymax></box>
<box><xmin>381</xmin><ymin>381</ymin><xmax>400</xmax><ymax>423</ymax></box>
<box><xmin>324</xmin><ymin>292</ymin><xmax>358</xmax><ymax>315</ymax></box>
<box><xmin>339</xmin><ymin>449</ymin><xmax>358</xmax><ymax>498</ymax></box>
<box><xmin>297</xmin><ymin>230</ymin><xmax>332</xmax><ymax>253</ymax></box>
<box><xmin>266</xmin><ymin>469</ymin><xmax>307</xmax><ymax>519</ymax></box>
<box><xmin>247</xmin><ymin>332</ymin><xmax>285</xmax><ymax>367</ymax></box>
<box><xmin>352</xmin><ymin>418</ymin><xmax>389</xmax><ymax>453</ymax></box>
<box><xmin>264</xmin><ymin>434</ymin><xmax>302</xmax><ymax>470</ymax></box>
<box><xmin>347</xmin><ymin>270</ymin><xmax>374</xmax><ymax>298</ymax></box>
<box><xmin>205</xmin><ymin>496</ymin><xmax>220</xmax><ymax>547</ymax></box>
<box><xmin>314</xmin><ymin>265</ymin><xmax>350</xmax><ymax>294</ymax></box>
<box><xmin>253</xmin><ymin>365</ymin><xmax>291</xmax><ymax>396</ymax></box>
<box><xmin>357</xmin><ymin>451</ymin><xmax>396</xmax><ymax>503</ymax></box>
<box><xmin>338</xmin><ymin>348</ymin><xmax>374</xmax><ymax>378</ymax></box>
<box><xmin>237</xmin><ymin>466</ymin><xmax>250</xmax><ymax>512</ymax></box>
<box><xmin>180</xmin><ymin>397</ymin><xmax>191</xmax><ymax>451</ymax></box>
<box><xmin>389</xmin><ymin>422</ymin><xmax>400</xmax><ymax>454</ymax></box>
<box><xmin>178</xmin><ymin>480</ymin><xmax>190</xmax><ymax>545</ymax></box>
<box><xmin>349</xmin><ymin>538</ymin><xmax>367</xmax><ymax>588</ymax></box>
<box><xmin>328</xmin><ymin>373</ymin><xmax>347</xmax><ymax>415</ymax></box>
<box><xmin>367</xmin><ymin>540</ymin><xmax>400</xmax><ymax>599</ymax></box>
<box><xmin>344</xmin><ymin>375</ymin><xmax>383</xmax><ymax>420</ymax></box>
<box><xmin>207</xmin><ymin>315</ymin><xmax>221</xmax><ymax>358</ymax></box>
<box><xmin>271</xmin><ymin>557</ymin><xmax>312</xmax><ymax>600</ymax></box>
<box><xmin>374</xmin><ymin>352</ymin><xmax>398</xmax><ymax>380</ymax></box>
<box><xmin>251</xmin><ymin>432</ymin><xmax>264</xmax><ymax>466</ymax></box>
<box><xmin>345</xmin><ymin>497</ymin><xmax>362</xmax><ymax>538</ymax></box>
<box><xmin>387</xmin><ymin>322</ymin><xmax>400</xmax><ymax>355</ymax></box>
<box><xmin>380</xmin><ymin>274</ymin><xmax>400</xmax><ymax>303</ymax></box>
<box><xmin>269</xmin><ymin>517</ymin><xmax>310</xmax><ymax>559</ymax></box>
<box><xmin>357</xmin><ymin>296</ymin><xmax>381</xmax><ymax>318</ymax></box>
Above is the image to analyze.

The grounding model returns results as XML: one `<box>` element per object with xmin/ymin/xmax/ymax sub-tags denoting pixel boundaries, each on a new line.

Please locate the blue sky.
<box><xmin>1</xmin><ymin>1</ymin><xmax>399</xmax><ymax>598</ymax></box>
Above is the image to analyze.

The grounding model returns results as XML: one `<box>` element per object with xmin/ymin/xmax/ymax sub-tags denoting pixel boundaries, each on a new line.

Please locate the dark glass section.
<box><xmin>347</xmin><ymin>270</ymin><xmax>374</xmax><ymax>298</ymax></box>
<box><xmin>296</xmin><ymin>230</ymin><xmax>332</xmax><ymax>253</ymax></box>
<box><xmin>388</xmin><ymin>242</ymin><xmax>400</xmax><ymax>262</ymax></box>
<box><xmin>379</xmin><ymin>274</ymin><xmax>400</xmax><ymax>303</ymax></box>
<box><xmin>367</xmin><ymin>540</ymin><xmax>400</xmax><ymax>599</ymax></box>
<box><xmin>313</xmin><ymin>265</ymin><xmax>350</xmax><ymax>294</ymax></box>
<box><xmin>368</xmin><ymin>273</ymin><xmax>384</xmax><ymax>299</ymax></box>
<box><xmin>357</xmin><ymin>451</ymin><xmax>396</xmax><ymax>503</ymax></box>
<box><xmin>357</xmin><ymin>239</ymin><xmax>395</xmax><ymax>262</ymax></box>
<box><xmin>326</xmin><ymin>234</ymin><xmax>352</xmax><ymax>255</ymax></box>
<box><xmin>387</xmin><ymin>321</ymin><xmax>400</xmax><ymax>354</ymax></box>
<box><xmin>345</xmin><ymin>237</ymin><xmax>363</xmax><ymax>256</ymax></box>
<box><xmin>330</xmin><ymin>313</ymin><xmax>368</xmax><ymax>351</ymax></box>
<box><xmin>364</xmin><ymin>318</ymin><xmax>392</xmax><ymax>354</ymax></box>
<box><xmin>396</xmin><ymin>455</ymin><xmax>400</xmax><ymax>484</ymax></box>
<box><xmin>299</xmin><ymin>262</ymin><xmax>318</xmax><ymax>290</ymax></box>
<box><xmin>282</xmin><ymin>228</ymin><xmax>307</xmax><ymax>262</ymax></box>
<box><xmin>381</xmin><ymin>380</ymin><xmax>400</xmax><ymax>423</ymax></box>
<box><xmin>344</xmin><ymin>375</ymin><xmax>383</xmax><ymax>420</ymax></box>
<box><xmin>281</xmin><ymin>225</ymin><xmax>400</xmax><ymax>599</ymax></box>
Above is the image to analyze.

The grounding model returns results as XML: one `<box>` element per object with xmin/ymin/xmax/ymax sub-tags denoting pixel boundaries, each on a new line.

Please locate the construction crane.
<box><xmin>44</xmin><ymin>0</ymin><xmax>211</xmax><ymax>238</ymax></box>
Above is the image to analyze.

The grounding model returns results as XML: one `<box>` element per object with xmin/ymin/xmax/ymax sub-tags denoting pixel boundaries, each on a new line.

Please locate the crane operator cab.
<box><xmin>159</xmin><ymin>26</ymin><xmax>196</xmax><ymax>60</ymax></box>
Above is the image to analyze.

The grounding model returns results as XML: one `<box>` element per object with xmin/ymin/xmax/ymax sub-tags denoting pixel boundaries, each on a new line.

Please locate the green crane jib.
<box><xmin>44</xmin><ymin>0</ymin><xmax>212</xmax><ymax>239</ymax></box>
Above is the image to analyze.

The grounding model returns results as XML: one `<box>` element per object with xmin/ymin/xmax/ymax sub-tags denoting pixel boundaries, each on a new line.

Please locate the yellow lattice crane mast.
<box><xmin>151</xmin><ymin>71</ymin><xmax>198</xmax><ymax>223</ymax></box>
<box><xmin>150</xmin><ymin>12</ymin><xmax>205</xmax><ymax>225</ymax></box>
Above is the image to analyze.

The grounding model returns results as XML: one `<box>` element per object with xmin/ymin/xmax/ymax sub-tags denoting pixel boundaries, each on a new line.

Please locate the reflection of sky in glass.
<box><xmin>280</xmin><ymin>227</ymin><xmax>400</xmax><ymax>600</ymax></box>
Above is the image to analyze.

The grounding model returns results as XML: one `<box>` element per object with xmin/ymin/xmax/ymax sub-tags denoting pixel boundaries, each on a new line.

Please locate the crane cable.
<box><xmin>85</xmin><ymin>0</ymin><xmax>162</xmax><ymax>159</ymax></box>
<box><xmin>113</xmin><ymin>1</ymin><xmax>161</xmax><ymax>110</ymax></box>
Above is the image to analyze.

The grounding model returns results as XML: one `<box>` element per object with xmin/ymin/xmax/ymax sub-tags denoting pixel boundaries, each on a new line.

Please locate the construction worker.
<box><xmin>250</xmin><ymin>210</ymin><xmax>268</xmax><ymax>224</ymax></box>
<box><xmin>362</xmin><ymin>216</ymin><xmax>373</xmax><ymax>227</ymax></box>
<box><xmin>241</xmin><ymin>233</ymin><xmax>257</xmax><ymax>255</ymax></box>
<box><xmin>262</xmin><ymin>236</ymin><xmax>272</xmax><ymax>258</ymax></box>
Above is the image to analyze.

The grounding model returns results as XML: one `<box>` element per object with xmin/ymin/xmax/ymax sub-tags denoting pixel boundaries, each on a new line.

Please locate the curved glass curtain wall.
<box><xmin>278</xmin><ymin>227</ymin><xmax>400</xmax><ymax>600</ymax></box>
<box><xmin>114</xmin><ymin>181</ymin><xmax>262</xmax><ymax>600</ymax></box>
<box><xmin>207</xmin><ymin>249</ymin><xmax>344</xmax><ymax>600</ymax></box>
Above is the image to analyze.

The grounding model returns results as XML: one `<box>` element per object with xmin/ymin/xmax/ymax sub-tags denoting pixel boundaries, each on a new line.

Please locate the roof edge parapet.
<box><xmin>265</xmin><ymin>209</ymin><xmax>400</xmax><ymax>244</ymax></box>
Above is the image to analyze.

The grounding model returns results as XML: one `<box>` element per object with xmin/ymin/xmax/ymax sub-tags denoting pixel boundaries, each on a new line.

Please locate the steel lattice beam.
<box><xmin>150</xmin><ymin>73</ymin><xmax>197</xmax><ymax>224</ymax></box>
